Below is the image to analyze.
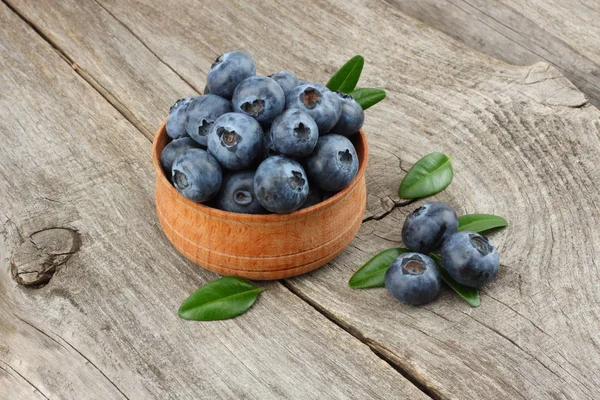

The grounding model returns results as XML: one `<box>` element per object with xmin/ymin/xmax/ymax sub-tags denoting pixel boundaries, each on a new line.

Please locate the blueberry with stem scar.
<box><xmin>207</xmin><ymin>113</ymin><xmax>263</xmax><ymax>170</ymax></box>
<box><xmin>215</xmin><ymin>170</ymin><xmax>266</xmax><ymax>214</ymax></box>
<box><xmin>172</xmin><ymin>148</ymin><xmax>222</xmax><ymax>203</ymax></box>
<box><xmin>304</xmin><ymin>134</ymin><xmax>358</xmax><ymax>191</ymax></box>
<box><xmin>184</xmin><ymin>95</ymin><xmax>232</xmax><ymax>146</ymax></box>
<box><xmin>232</xmin><ymin>76</ymin><xmax>285</xmax><ymax>125</ymax></box>
<box><xmin>254</xmin><ymin>156</ymin><xmax>309</xmax><ymax>213</ymax></box>
<box><xmin>441</xmin><ymin>231</ymin><xmax>499</xmax><ymax>287</ymax></box>
<box><xmin>385</xmin><ymin>252</ymin><xmax>441</xmax><ymax>305</ymax></box>
<box><xmin>286</xmin><ymin>83</ymin><xmax>341</xmax><ymax>134</ymax></box>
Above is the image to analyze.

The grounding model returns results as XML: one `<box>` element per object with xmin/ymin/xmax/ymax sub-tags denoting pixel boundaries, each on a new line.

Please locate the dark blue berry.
<box><xmin>270</xmin><ymin>109</ymin><xmax>318</xmax><ymax>158</ymax></box>
<box><xmin>172</xmin><ymin>149</ymin><xmax>222</xmax><ymax>202</ymax></box>
<box><xmin>166</xmin><ymin>97</ymin><xmax>193</xmax><ymax>139</ymax></box>
<box><xmin>215</xmin><ymin>170</ymin><xmax>266</xmax><ymax>214</ymax></box>
<box><xmin>285</xmin><ymin>83</ymin><xmax>341</xmax><ymax>134</ymax></box>
<box><xmin>330</xmin><ymin>92</ymin><xmax>364</xmax><ymax>136</ymax></box>
<box><xmin>401</xmin><ymin>202</ymin><xmax>458</xmax><ymax>253</ymax></box>
<box><xmin>160</xmin><ymin>137</ymin><xmax>203</xmax><ymax>179</ymax></box>
<box><xmin>385</xmin><ymin>253</ymin><xmax>441</xmax><ymax>305</ymax></box>
<box><xmin>441</xmin><ymin>232</ymin><xmax>499</xmax><ymax>287</ymax></box>
<box><xmin>269</xmin><ymin>70</ymin><xmax>298</xmax><ymax>97</ymax></box>
<box><xmin>184</xmin><ymin>95</ymin><xmax>232</xmax><ymax>146</ymax></box>
<box><xmin>207</xmin><ymin>113</ymin><xmax>263</xmax><ymax>170</ymax></box>
<box><xmin>304</xmin><ymin>134</ymin><xmax>358</xmax><ymax>191</ymax></box>
<box><xmin>207</xmin><ymin>51</ymin><xmax>256</xmax><ymax>99</ymax></box>
<box><xmin>232</xmin><ymin>76</ymin><xmax>285</xmax><ymax>125</ymax></box>
<box><xmin>254</xmin><ymin>156</ymin><xmax>309</xmax><ymax>213</ymax></box>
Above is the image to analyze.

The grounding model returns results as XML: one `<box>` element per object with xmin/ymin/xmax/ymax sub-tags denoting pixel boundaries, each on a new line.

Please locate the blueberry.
<box><xmin>215</xmin><ymin>170</ymin><xmax>266</xmax><ymax>214</ymax></box>
<box><xmin>166</xmin><ymin>97</ymin><xmax>193</xmax><ymax>139</ymax></box>
<box><xmin>207</xmin><ymin>113</ymin><xmax>263</xmax><ymax>170</ymax></box>
<box><xmin>300</xmin><ymin>184</ymin><xmax>324</xmax><ymax>209</ymax></box>
<box><xmin>441</xmin><ymin>232</ymin><xmax>499</xmax><ymax>287</ymax></box>
<box><xmin>160</xmin><ymin>137</ymin><xmax>203</xmax><ymax>179</ymax></box>
<box><xmin>207</xmin><ymin>51</ymin><xmax>256</xmax><ymax>99</ymax></box>
<box><xmin>270</xmin><ymin>109</ymin><xmax>318</xmax><ymax>158</ymax></box>
<box><xmin>286</xmin><ymin>84</ymin><xmax>342</xmax><ymax>134</ymax></box>
<box><xmin>232</xmin><ymin>76</ymin><xmax>285</xmax><ymax>125</ymax></box>
<box><xmin>269</xmin><ymin>70</ymin><xmax>298</xmax><ymax>97</ymax></box>
<box><xmin>385</xmin><ymin>252</ymin><xmax>441</xmax><ymax>305</ymax></box>
<box><xmin>172</xmin><ymin>149</ymin><xmax>222</xmax><ymax>202</ymax></box>
<box><xmin>401</xmin><ymin>202</ymin><xmax>458</xmax><ymax>254</ymax></box>
<box><xmin>254</xmin><ymin>156</ymin><xmax>309</xmax><ymax>213</ymax></box>
<box><xmin>304</xmin><ymin>134</ymin><xmax>358</xmax><ymax>191</ymax></box>
<box><xmin>184</xmin><ymin>95</ymin><xmax>232</xmax><ymax>146</ymax></box>
<box><xmin>330</xmin><ymin>92</ymin><xmax>364</xmax><ymax>136</ymax></box>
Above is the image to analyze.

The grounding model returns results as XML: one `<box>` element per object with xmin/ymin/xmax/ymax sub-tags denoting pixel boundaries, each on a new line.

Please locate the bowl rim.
<box><xmin>152</xmin><ymin>118</ymin><xmax>369</xmax><ymax>222</ymax></box>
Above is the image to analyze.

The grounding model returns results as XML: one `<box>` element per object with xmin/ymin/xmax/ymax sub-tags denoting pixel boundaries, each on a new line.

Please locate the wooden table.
<box><xmin>1</xmin><ymin>1</ymin><xmax>599</xmax><ymax>398</ymax></box>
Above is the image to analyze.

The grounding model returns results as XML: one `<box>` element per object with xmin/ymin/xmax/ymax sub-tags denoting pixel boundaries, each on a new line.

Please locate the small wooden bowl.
<box><xmin>152</xmin><ymin>120</ymin><xmax>368</xmax><ymax>280</ymax></box>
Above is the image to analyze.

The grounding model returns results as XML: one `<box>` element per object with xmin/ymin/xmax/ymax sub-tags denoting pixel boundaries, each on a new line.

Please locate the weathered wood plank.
<box><xmin>385</xmin><ymin>0</ymin><xmax>600</xmax><ymax>107</ymax></box>
<box><xmin>5</xmin><ymin>0</ymin><xmax>600</xmax><ymax>398</ymax></box>
<box><xmin>0</xmin><ymin>4</ymin><xmax>428</xmax><ymax>399</ymax></box>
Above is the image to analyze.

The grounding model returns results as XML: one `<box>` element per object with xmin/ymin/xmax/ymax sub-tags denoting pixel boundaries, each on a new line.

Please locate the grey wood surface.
<box><xmin>0</xmin><ymin>3</ymin><xmax>428</xmax><ymax>399</ymax></box>
<box><xmin>2</xmin><ymin>0</ymin><xmax>600</xmax><ymax>399</ymax></box>
<box><xmin>385</xmin><ymin>0</ymin><xmax>600</xmax><ymax>107</ymax></box>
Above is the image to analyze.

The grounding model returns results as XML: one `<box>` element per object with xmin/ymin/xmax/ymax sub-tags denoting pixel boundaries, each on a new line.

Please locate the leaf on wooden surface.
<box><xmin>430</xmin><ymin>253</ymin><xmax>480</xmax><ymax>307</ymax></box>
<box><xmin>327</xmin><ymin>55</ymin><xmax>364</xmax><ymax>93</ymax></box>
<box><xmin>458</xmin><ymin>214</ymin><xmax>508</xmax><ymax>233</ymax></box>
<box><xmin>178</xmin><ymin>276</ymin><xmax>264</xmax><ymax>321</ymax></box>
<box><xmin>348</xmin><ymin>88</ymin><xmax>386</xmax><ymax>110</ymax></box>
<box><xmin>398</xmin><ymin>152</ymin><xmax>453</xmax><ymax>199</ymax></box>
<box><xmin>349</xmin><ymin>248</ymin><xmax>409</xmax><ymax>288</ymax></box>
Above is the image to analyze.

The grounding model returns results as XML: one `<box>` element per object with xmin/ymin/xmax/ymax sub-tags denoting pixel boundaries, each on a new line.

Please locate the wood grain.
<box><xmin>385</xmin><ymin>0</ymin><xmax>600</xmax><ymax>107</ymax></box>
<box><xmin>3</xmin><ymin>0</ymin><xmax>600</xmax><ymax>398</ymax></box>
<box><xmin>0</xmin><ymin>3</ymin><xmax>428</xmax><ymax>399</ymax></box>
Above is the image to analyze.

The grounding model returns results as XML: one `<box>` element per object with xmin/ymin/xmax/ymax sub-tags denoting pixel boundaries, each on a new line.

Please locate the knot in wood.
<box><xmin>10</xmin><ymin>227</ymin><xmax>81</xmax><ymax>288</ymax></box>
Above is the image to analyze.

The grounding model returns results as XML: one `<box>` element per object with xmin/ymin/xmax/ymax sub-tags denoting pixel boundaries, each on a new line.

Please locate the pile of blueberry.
<box><xmin>160</xmin><ymin>51</ymin><xmax>364</xmax><ymax>214</ymax></box>
<box><xmin>385</xmin><ymin>202</ymin><xmax>500</xmax><ymax>305</ymax></box>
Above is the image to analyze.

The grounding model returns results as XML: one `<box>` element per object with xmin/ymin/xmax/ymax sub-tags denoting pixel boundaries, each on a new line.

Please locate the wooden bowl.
<box><xmin>152</xmin><ymin>120</ymin><xmax>368</xmax><ymax>280</ymax></box>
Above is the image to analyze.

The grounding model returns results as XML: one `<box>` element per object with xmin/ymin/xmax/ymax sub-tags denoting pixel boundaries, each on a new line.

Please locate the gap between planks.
<box><xmin>0</xmin><ymin>1</ymin><xmax>435</xmax><ymax>397</ymax></box>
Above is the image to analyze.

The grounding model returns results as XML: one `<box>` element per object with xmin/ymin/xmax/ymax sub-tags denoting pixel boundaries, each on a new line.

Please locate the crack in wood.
<box><xmin>280</xmin><ymin>280</ymin><xmax>439</xmax><ymax>400</ymax></box>
<box><xmin>90</xmin><ymin>0</ymin><xmax>202</xmax><ymax>95</ymax></box>
<box><xmin>1</xmin><ymin>0</ymin><xmax>152</xmax><ymax>139</ymax></box>
<box><xmin>0</xmin><ymin>360</ymin><xmax>50</xmax><ymax>399</ymax></box>
<box><xmin>10</xmin><ymin>228</ymin><xmax>81</xmax><ymax>288</ymax></box>
<box><xmin>363</xmin><ymin>198</ymin><xmax>416</xmax><ymax>222</ymax></box>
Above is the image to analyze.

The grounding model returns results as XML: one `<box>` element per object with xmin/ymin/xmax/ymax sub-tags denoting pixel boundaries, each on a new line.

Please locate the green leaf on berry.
<box><xmin>430</xmin><ymin>253</ymin><xmax>480</xmax><ymax>307</ymax></box>
<box><xmin>327</xmin><ymin>55</ymin><xmax>364</xmax><ymax>93</ymax></box>
<box><xmin>349</xmin><ymin>248</ymin><xmax>408</xmax><ymax>288</ymax></box>
<box><xmin>398</xmin><ymin>152</ymin><xmax>453</xmax><ymax>199</ymax></box>
<box><xmin>348</xmin><ymin>88</ymin><xmax>386</xmax><ymax>110</ymax></box>
<box><xmin>458</xmin><ymin>214</ymin><xmax>508</xmax><ymax>233</ymax></box>
<box><xmin>178</xmin><ymin>276</ymin><xmax>264</xmax><ymax>321</ymax></box>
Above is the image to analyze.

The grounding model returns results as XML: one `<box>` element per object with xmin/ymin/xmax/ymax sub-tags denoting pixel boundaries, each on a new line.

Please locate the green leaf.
<box><xmin>349</xmin><ymin>248</ymin><xmax>408</xmax><ymax>288</ymax></box>
<box><xmin>327</xmin><ymin>55</ymin><xmax>364</xmax><ymax>93</ymax></box>
<box><xmin>430</xmin><ymin>254</ymin><xmax>480</xmax><ymax>307</ymax></box>
<box><xmin>458</xmin><ymin>214</ymin><xmax>508</xmax><ymax>233</ymax></box>
<box><xmin>178</xmin><ymin>276</ymin><xmax>264</xmax><ymax>321</ymax></box>
<box><xmin>348</xmin><ymin>88</ymin><xmax>386</xmax><ymax>110</ymax></box>
<box><xmin>398</xmin><ymin>152</ymin><xmax>453</xmax><ymax>199</ymax></box>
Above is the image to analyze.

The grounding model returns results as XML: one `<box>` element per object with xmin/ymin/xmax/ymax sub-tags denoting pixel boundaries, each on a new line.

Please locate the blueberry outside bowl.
<box><xmin>152</xmin><ymin>119</ymin><xmax>368</xmax><ymax>280</ymax></box>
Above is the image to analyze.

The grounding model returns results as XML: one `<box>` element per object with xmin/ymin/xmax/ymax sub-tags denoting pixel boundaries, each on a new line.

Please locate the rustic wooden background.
<box><xmin>1</xmin><ymin>0</ymin><xmax>599</xmax><ymax>399</ymax></box>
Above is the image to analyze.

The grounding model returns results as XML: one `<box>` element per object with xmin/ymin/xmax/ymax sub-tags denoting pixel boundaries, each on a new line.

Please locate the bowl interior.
<box><xmin>152</xmin><ymin>120</ymin><xmax>369</xmax><ymax>220</ymax></box>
